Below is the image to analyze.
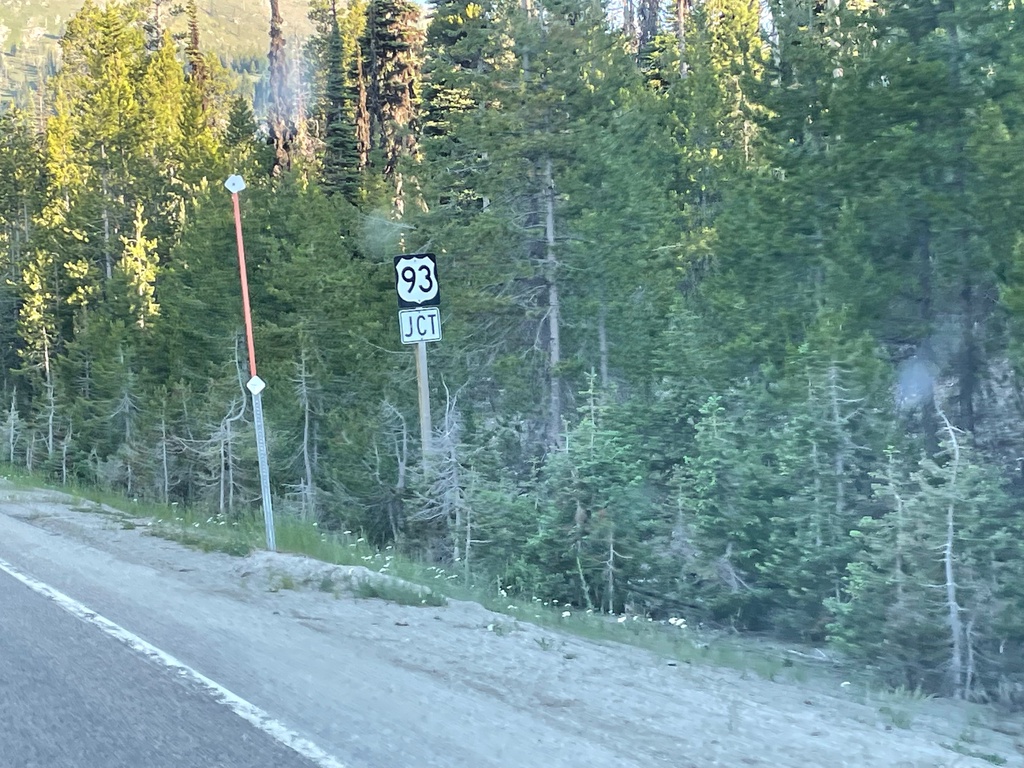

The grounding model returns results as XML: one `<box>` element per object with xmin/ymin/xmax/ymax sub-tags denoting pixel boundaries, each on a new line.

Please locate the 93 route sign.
<box><xmin>394</xmin><ymin>253</ymin><xmax>440</xmax><ymax>308</ymax></box>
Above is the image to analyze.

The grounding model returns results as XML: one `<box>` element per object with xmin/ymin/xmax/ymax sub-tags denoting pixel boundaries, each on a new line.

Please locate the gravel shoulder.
<box><xmin>0</xmin><ymin>483</ymin><xmax>1021</xmax><ymax>767</ymax></box>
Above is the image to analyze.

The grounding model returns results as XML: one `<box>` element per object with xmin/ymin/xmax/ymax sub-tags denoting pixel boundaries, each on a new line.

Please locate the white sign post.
<box><xmin>394</xmin><ymin>254</ymin><xmax>441</xmax><ymax>458</ymax></box>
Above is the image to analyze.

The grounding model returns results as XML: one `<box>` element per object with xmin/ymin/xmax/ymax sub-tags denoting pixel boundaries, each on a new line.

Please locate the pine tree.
<box><xmin>136</xmin><ymin>33</ymin><xmax>187</xmax><ymax>254</ymax></box>
<box><xmin>113</xmin><ymin>203</ymin><xmax>160</xmax><ymax>328</ymax></box>
<box><xmin>671</xmin><ymin>391</ymin><xmax>791</xmax><ymax>627</ymax></box>
<box><xmin>321</xmin><ymin>7</ymin><xmax>362</xmax><ymax>201</ymax></box>
<box><xmin>225</xmin><ymin>96</ymin><xmax>257</xmax><ymax>149</ymax></box>
<box><xmin>534</xmin><ymin>376</ymin><xmax>648</xmax><ymax>611</ymax></box>
<box><xmin>0</xmin><ymin>109</ymin><xmax>45</xmax><ymax>388</ymax></box>
<box><xmin>357</xmin><ymin>0</ymin><xmax>423</xmax><ymax>212</ymax></box>
<box><xmin>184</xmin><ymin>0</ymin><xmax>208</xmax><ymax>97</ymax></box>
<box><xmin>829</xmin><ymin>430</ymin><xmax>1024</xmax><ymax>698</ymax></box>
<box><xmin>759</xmin><ymin>312</ymin><xmax>890</xmax><ymax>639</ymax></box>
<box><xmin>419</xmin><ymin>0</ymin><xmax>660</xmax><ymax>453</ymax></box>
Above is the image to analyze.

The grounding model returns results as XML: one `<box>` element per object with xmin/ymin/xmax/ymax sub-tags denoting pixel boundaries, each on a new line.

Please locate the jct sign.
<box><xmin>399</xmin><ymin>307</ymin><xmax>441</xmax><ymax>344</ymax></box>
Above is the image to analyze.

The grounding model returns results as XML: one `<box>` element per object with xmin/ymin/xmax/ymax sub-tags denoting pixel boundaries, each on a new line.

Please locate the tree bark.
<box><xmin>160</xmin><ymin>415</ymin><xmax>169</xmax><ymax>504</ymax></box>
<box><xmin>936</xmin><ymin>400</ymin><xmax>964</xmax><ymax>698</ymax></box>
<box><xmin>61</xmin><ymin>424</ymin><xmax>71</xmax><ymax>486</ymax></box>
<box><xmin>268</xmin><ymin>0</ymin><xmax>294</xmax><ymax>174</ymax></box>
<box><xmin>598</xmin><ymin>300</ymin><xmax>609</xmax><ymax>390</ymax></box>
<box><xmin>637</xmin><ymin>0</ymin><xmax>659</xmax><ymax>51</ymax></box>
<box><xmin>606</xmin><ymin>527</ymin><xmax>616</xmax><ymax>613</ymax></box>
<box><xmin>675</xmin><ymin>0</ymin><xmax>690</xmax><ymax>78</ymax></box>
<box><xmin>623</xmin><ymin>0</ymin><xmax>636</xmax><ymax>50</ymax></box>
<box><xmin>296</xmin><ymin>353</ymin><xmax>317</xmax><ymax>519</ymax></box>
<box><xmin>43</xmin><ymin>341</ymin><xmax>55</xmax><ymax>458</ymax></box>
<box><xmin>544</xmin><ymin>156</ymin><xmax>562</xmax><ymax>449</ymax></box>
<box><xmin>102</xmin><ymin>167</ymin><xmax>112</xmax><ymax>280</ymax></box>
<box><xmin>6</xmin><ymin>393</ymin><xmax>18</xmax><ymax>463</ymax></box>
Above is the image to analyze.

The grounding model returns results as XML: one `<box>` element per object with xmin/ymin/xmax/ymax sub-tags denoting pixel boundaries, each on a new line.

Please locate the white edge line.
<box><xmin>0</xmin><ymin>556</ymin><xmax>347</xmax><ymax>768</ymax></box>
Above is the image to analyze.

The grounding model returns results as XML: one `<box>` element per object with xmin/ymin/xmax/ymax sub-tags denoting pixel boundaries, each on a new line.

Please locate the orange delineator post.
<box><xmin>231</xmin><ymin>192</ymin><xmax>259</xmax><ymax>379</ymax></box>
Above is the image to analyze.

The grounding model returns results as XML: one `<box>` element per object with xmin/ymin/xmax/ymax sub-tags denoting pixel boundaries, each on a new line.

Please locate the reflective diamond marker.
<box><xmin>246</xmin><ymin>375</ymin><xmax>266</xmax><ymax>396</ymax></box>
<box><xmin>224</xmin><ymin>175</ymin><xmax>247</xmax><ymax>194</ymax></box>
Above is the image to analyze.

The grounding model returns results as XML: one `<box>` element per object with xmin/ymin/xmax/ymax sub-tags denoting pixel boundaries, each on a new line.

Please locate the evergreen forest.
<box><xmin>3</xmin><ymin>0</ymin><xmax>1024</xmax><ymax>705</ymax></box>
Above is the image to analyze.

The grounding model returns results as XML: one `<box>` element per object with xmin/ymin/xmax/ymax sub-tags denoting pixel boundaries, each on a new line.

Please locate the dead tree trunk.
<box><xmin>624</xmin><ymin>0</ymin><xmax>637</xmax><ymax>49</ymax></box>
<box><xmin>3</xmin><ymin>392</ymin><xmax>20</xmax><ymax>464</ymax></box>
<box><xmin>598</xmin><ymin>300</ymin><xmax>609</xmax><ymax>389</ymax></box>
<box><xmin>267</xmin><ymin>0</ymin><xmax>294</xmax><ymax>174</ymax></box>
<box><xmin>544</xmin><ymin>156</ymin><xmax>562</xmax><ymax>449</ymax></box>
<box><xmin>294</xmin><ymin>352</ymin><xmax>319</xmax><ymax>520</ymax></box>
<box><xmin>60</xmin><ymin>423</ymin><xmax>72</xmax><ymax>486</ymax></box>
<box><xmin>605</xmin><ymin>527</ymin><xmax>616</xmax><ymax>613</ymax></box>
<box><xmin>675</xmin><ymin>0</ymin><xmax>691</xmax><ymax>78</ymax></box>
<box><xmin>43</xmin><ymin>363</ymin><xmax>55</xmax><ymax>459</ymax></box>
<box><xmin>160</xmin><ymin>414</ymin><xmax>170</xmax><ymax>504</ymax></box>
<box><xmin>936</xmin><ymin>398</ymin><xmax>965</xmax><ymax>698</ymax></box>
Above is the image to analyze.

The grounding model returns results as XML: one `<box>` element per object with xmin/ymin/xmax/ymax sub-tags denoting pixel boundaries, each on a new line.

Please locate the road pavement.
<box><xmin>0</xmin><ymin>567</ymin><xmax>319</xmax><ymax>768</ymax></box>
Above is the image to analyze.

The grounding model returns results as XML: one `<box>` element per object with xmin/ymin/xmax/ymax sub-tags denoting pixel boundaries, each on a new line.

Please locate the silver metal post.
<box><xmin>248</xmin><ymin>378</ymin><xmax>276</xmax><ymax>552</ymax></box>
<box><xmin>415</xmin><ymin>340</ymin><xmax>432</xmax><ymax>458</ymax></box>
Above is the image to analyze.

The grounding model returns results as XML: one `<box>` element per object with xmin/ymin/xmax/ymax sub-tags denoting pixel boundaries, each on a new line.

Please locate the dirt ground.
<box><xmin>1</xmin><ymin>483</ymin><xmax>1022</xmax><ymax>768</ymax></box>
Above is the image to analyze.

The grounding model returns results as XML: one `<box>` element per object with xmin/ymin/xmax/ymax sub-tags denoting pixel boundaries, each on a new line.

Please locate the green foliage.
<box><xmin>942</xmin><ymin>742</ymin><xmax>1008</xmax><ymax>766</ymax></box>
<box><xmin>267</xmin><ymin>571</ymin><xmax>298</xmax><ymax>591</ymax></box>
<box><xmin>828</xmin><ymin>437</ymin><xmax>1024</xmax><ymax>697</ymax></box>
<box><xmin>671</xmin><ymin>391</ymin><xmax>788</xmax><ymax>628</ymax></box>
<box><xmin>4</xmin><ymin>0</ymin><xmax>1024</xmax><ymax>707</ymax></box>
<box><xmin>320</xmin><ymin>15</ymin><xmax>361</xmax><ymax>201</ymax></box>
<box><xmin>532</xmin><ymin>378</ymin><xmax>651</xmax><ymax>612</ymax></box>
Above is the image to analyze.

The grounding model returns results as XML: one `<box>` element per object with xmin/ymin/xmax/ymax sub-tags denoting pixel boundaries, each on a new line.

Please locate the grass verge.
<box><xmin>942</xmin><ymin>741</ymin><xmax>1008</xmax><ymax>765</ymax></box>
<box><xmin>355</xmin><ymin>578</ymin><xmax>448</xmax><ymax>607</ymax></box>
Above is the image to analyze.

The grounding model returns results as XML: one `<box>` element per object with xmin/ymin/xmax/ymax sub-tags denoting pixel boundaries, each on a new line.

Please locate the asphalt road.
<box><xmin>0</xmin><ymin>569</ymin><xmax>318</xmax><ymax>768</ymax></box>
